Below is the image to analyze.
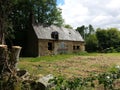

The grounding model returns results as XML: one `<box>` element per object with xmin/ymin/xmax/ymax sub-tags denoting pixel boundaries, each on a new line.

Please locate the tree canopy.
<box><xmin>85</xmin><ymin>34</ymin><xmax>98</xmax><ymax>52</ymax></box>
<box><xmin>96</xmin><ymin>28</ymin><xmax>120</xmax><ymax>52</ymax></box>
<box><xmin>11</xmin><ymin>0</ymin><xmax>64</xmax><ymax>27</ymax></box>
<box><xmin>64</xmin><ymin>24</ymin><xmax>73</xmax><ymax>29</ymax></box>
<box><xmin>76</xmin><ymin>24</ymin><xmax>95</xmax><ymax>40</ymax></box>
<box><xmin>76</xmin><ymin>25</ymin><xmax>87</xmax><ymax>39</ymax></box>
<box><xmin>76</xmin><ymin>24</ymin><xmax>120</xmax><ymax>52</ymax></box>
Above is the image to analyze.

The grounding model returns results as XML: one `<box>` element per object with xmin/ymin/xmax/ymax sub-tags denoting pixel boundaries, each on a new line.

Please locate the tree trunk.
<box><xmin>10</xmin><ymin>46</ymin><xmax>22</xmax><ymax>69</ymax></box>
<box><xmin>0</xmin><ymin>18</ymin><xmax>5</xmax><ymax>44</ymax></box>
<box><xmin>0</xmin><ymin>7</ymin><xmax>6</xmax><ymax>45</ymax></box>
<box><xmin>0</xmin><ymin>45</ymin><xmax>7</xmax><ymax>74</ymax></box>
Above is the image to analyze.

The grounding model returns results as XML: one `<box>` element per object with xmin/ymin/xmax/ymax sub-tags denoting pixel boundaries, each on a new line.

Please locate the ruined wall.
<box><xmin>80</xmin><ymin>42</ymin><xmax>85</xmax><ymax>51</ymax></box>
<box><xmin>38</xmin><ymin>40</ymin><xmax>53</xmax><ymax>56</ymax></box>
<box><xmin>71</xmin><ymin>41</ymin><xmax>85</xmax><ymax>53</ymax></box>
<box><xmin>38</xmin><ymin>39</ymin><xmax>85</xmax><ymax>56</ymax></box>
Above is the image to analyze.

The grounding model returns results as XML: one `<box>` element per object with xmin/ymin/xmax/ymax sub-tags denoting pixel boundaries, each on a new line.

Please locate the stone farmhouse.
<box><xmin>26</xmin><ymin>24</ymin><xmax>85</xmax><ymax>57</ymax></box>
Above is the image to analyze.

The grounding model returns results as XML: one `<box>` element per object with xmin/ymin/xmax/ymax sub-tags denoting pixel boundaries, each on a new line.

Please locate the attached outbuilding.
<box><xmin>26</xmin><ymin>24</ymin><xmax>85</xmax><ymax>57</ymax></box>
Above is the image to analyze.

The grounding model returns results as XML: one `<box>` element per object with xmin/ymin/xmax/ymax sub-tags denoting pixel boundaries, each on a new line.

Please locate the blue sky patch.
<box><xmin>57</xmin><ymin>0</ymin><xmax>64</xmax><ymax>5</ymax></box>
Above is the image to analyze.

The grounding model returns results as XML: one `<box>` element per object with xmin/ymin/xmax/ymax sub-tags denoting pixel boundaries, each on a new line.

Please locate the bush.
<box><xmin>103</xmin><ymin>47</ymin><xmax>117</xmax><ymax>53</ymax></box>
<box><xmin>115</xmin><ymin>47</ymin><xmax>120</xmax><ymax>52</ymax></box>
<box><xmin>85</xmin><ymin>34</ymin><xmax>98</xmax><ymax>52</ymax></box>
<box><xmin>96</xmin><ymin>28</ymin><xmax>120</xmax><ymax>52</ymax></box>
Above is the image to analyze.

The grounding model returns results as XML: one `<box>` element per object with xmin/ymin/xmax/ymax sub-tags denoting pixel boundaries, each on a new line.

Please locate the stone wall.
<box><xmin>38</xmin><ymin>39</ymin><xmax>52</xmax><ymax>56</ymax></box>
<box><xmin>38</xmin><ymin>39</ymin><xmax>85</xmax><ymax>56</ymax></box>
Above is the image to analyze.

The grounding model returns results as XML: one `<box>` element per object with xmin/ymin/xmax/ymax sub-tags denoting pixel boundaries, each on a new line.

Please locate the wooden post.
<box><xmin>0</xmin><ymin>45</ymin><xmax>7</xmax><ymax>74</ymax></box>
<box><xmin>11</xmin><ymin>46</ymin><xmax>22</xmax><ymax>69</ymax></box>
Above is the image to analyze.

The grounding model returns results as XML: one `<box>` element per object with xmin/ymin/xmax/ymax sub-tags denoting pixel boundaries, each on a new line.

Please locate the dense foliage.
<box><xmin>85</xmin><ymin>34</ymin><xmax>98</xmax><ymax>52</ymax></box>
<box><xmin>76</xmin><ymin>25</ymin><xmax>87</xmax><ymax>39</ymax></box>
<box><xmin>64</xmin><ymin>24</ymin><xmax>73</xmax><ymax>29</ymax></box>
<box><xmin>0</xmin><ymin>0</ymin><xmax>16</xmax><ymax>44</ymax></box>
<box><xmin>76</xmin><ymin>24</ymin><xmax>120</xmax><ymax>53</ymax></box>
<box><xmin>76</xmin><ymin>24</ymin><xmax>95</xmax><ymax>40</ymax></box>
<box><xmin>96</xmin><ymin>28</ymin><xmax>120</xmax><ymax>52</ymax></box>
<box><xmin>11</xmin><ymin>0</ymin><xmax>63</xmax><ymax>30</ymax></box>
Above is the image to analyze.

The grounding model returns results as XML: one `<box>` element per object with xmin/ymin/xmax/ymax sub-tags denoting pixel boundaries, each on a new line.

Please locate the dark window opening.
<box><xmin>73</xmin><ymin>46</ymin><xmax>76</xmax><ymax>50</ymax></box>
<box><xmin>51</xmin><ymin>31</ymin><xmax>59</xmax><ymax>40</ymax></box>
<box><xmin>77</xmin><ymin>46</ymin><xmax>80</xmax><ymax>50</ymax></box>
<box><xmin>48</xmin><ymin>42</ymin><xmax>53</xmax><ymax>50</ymax></box>
<box><xmin>73</xmin><ymin>46</ymin><xmax>80</xmax><ymax>50</ymax></box>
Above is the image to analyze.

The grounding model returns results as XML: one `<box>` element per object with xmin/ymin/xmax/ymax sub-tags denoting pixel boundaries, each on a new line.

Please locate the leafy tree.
<box><xmin>76</xmin><ymin>25</ymin><xmax>86</xmax><ymax>39</ymax></box>
<box><xmin>76</xmin><ymin>24</ymin><xmax>95</xmax><ymax>40</ymax></box>
<box><xmin>0</xmin><ymin>0</ymin><xmax>15</xmax><ymax>44</ymax></box>
<box><xmin>32</xmin><ymin>0</ymin><xmax>64</xmax><ymax>26</ymax></box>
<box><xmin>88</xmin><ymin>24</ymin><xmax>95</xmax><ymax>35</ymax></box>
<box><xmin>10</xmin><ymin>0</ymin><xmax>64</xmax><ymax>34</ymax></box>
<box><xmin>107</xmin><ymin>28</ymin><xmax>120</xmax><ymax>48</ymax></box>
<box><xmin>85</xmin><ymin>34</ymin><xmax>98</xmax><ymax>52</ymax></box>
<box><xmin>76</xmin><ymin>24</ymin><xmax>97</xmax><ymax>52</ymax></box>
<box><xmin>96</xmin><ymin>28</ymin><xmax>120</xmax><ymax>52</ymax></box>
<box><xmin>96</xmin><ymin>28</ymin><xmax>109</xmax><ymax>50</ymax></box>
<box><xmin>64</xmin><ymin>24</ymin><xmax>73</xmax><ymax>29</ymax></box>
<box><xmin>9</xmin><ymin>0</ymin><xmax>32</xmax><ymax>49</ymax></box>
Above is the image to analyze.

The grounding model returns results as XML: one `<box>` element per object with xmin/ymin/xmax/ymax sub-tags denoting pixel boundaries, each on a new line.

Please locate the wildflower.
<box><xmin>115</xmin><ymin>65</ymin><xmax>120</xmax><ymax>69</ymax></box>
<box><xmin>106</xmin><ymin>76</ymin><xmax>110</xmax><ymax>79</ymax></box>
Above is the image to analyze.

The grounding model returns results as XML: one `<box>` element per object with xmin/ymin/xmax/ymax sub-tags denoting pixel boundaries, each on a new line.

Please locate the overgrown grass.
<box><xmin>20</xmin><ymin>54</ymin><xmax>74</xmax><ymax>62</ymax></box>
<box><xmin>17</xmin><ymin>52</ymin><xmax>120</xmax><ymax>90</ymax></box>
<box><xmin>20</xmin><ymin>51</ymin><xmax>90</xmax><ymax>62</ymax></box>
<box><xmin>18</xmin><ymin>52</ymin><xmax>120</xmax><ymax>78</ymax></box>
<box><xmin>104</xmin><ymin>52</ymin><xmax>120</xmax><ymax>56</ymax></box>
<box><xmin>20</xmin><ymin>52</ymin><xmax>120</xmax><ymax>62</ymax></box>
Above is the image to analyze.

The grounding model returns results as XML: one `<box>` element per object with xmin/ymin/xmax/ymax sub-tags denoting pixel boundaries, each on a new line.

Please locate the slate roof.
<box><xmin>32</xmin><ymin>24</ymin><xmax>84</xmax><ymax>42</ymax></box>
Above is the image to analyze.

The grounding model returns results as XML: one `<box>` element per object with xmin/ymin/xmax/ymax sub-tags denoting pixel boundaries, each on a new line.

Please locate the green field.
<box><xmin>18</xmin><ymin>53</ymin><xmax>120</xmax><ymax>78</ymax></box>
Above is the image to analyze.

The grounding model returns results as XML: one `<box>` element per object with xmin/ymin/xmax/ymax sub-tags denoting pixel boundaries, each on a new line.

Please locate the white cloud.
<box><xmin>107</xmin><ymin>0</ymin><xmax>120</xmax><ymax>9</ymax></box>
<box><xmin>59</xmin><ymin>0</ymin><xmax>120</xmax><ymax>29</ymax></box>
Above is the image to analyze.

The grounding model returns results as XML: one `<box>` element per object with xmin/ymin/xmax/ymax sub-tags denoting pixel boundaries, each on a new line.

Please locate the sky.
<box><xmin>57</xmin><ymin>0</ymin><xmax>120</xmax><ymax>29</ymax></box>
